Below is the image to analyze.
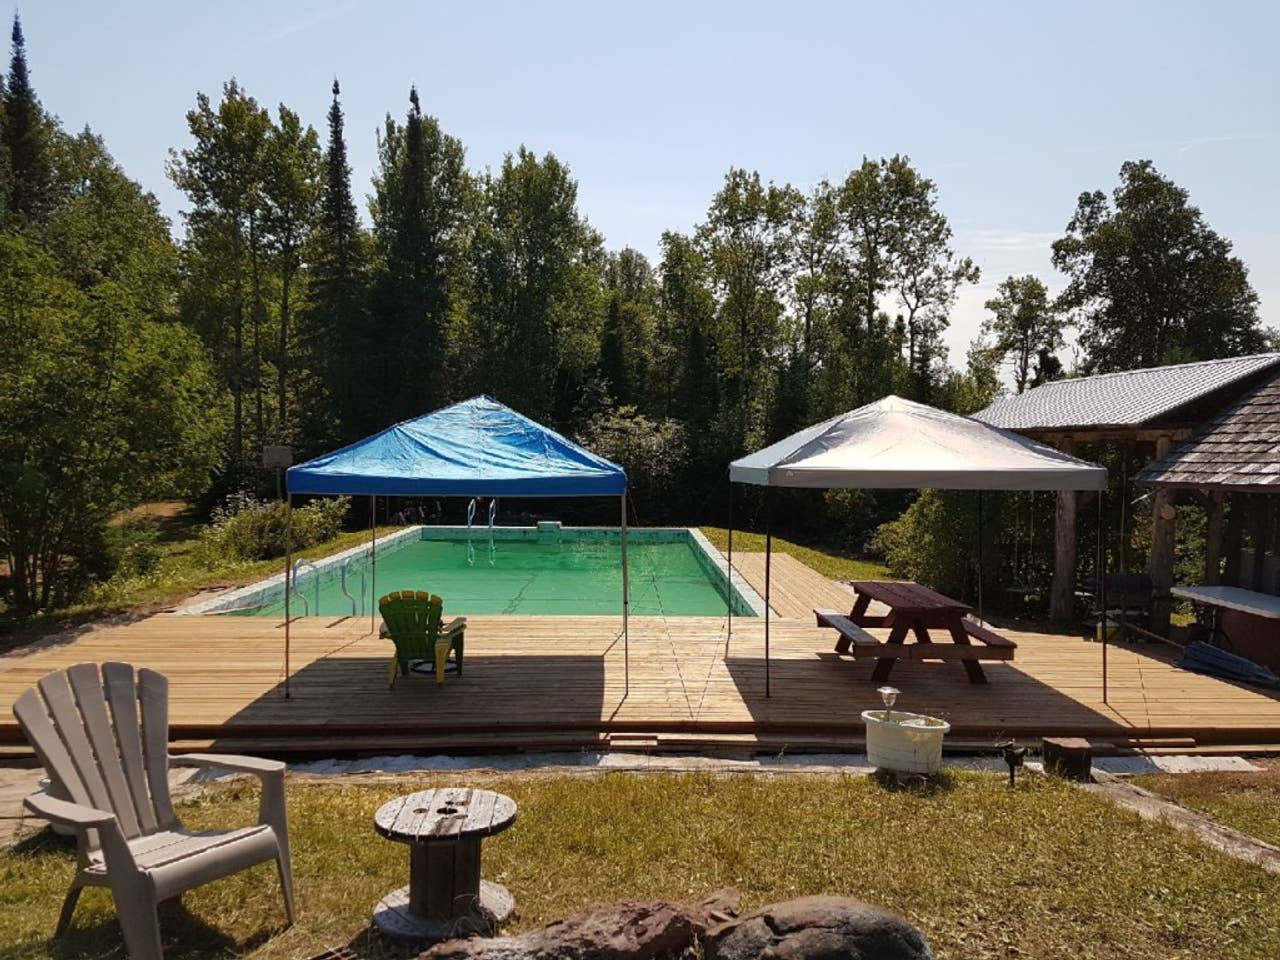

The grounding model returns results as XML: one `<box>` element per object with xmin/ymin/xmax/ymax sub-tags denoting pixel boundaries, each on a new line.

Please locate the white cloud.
<box><xmin>959</xmin><ymin>228</ymin><xmax>1059</xmax><ymax>252</ymax></box>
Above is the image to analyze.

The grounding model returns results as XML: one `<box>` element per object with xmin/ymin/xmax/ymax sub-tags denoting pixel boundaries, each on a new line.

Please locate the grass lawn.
<box><xmin>0</xmin><ymin>502</ymin><xmax>404</xmax><ymax>648</ymax></box>
<box><xmin>3</xmin><ymin>772</ymin><xmax>1278</xmax><ymax>960</ymax></box>
<box><xmin>699</xmin><ymin>527</ymin><xmax>890</xmax><ymax>581</ymax></box>
<box><xmin>1132</xmin><ymin>764</ymin><xmax>1280</xmax><ymax>848</ymax></box>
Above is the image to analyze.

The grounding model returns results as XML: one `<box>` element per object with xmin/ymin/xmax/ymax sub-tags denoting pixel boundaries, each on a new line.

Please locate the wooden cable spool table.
<box><xmin>372</xmin><ymin>787</ymin><xmax>517</xmax><ymax>943</ymax></box>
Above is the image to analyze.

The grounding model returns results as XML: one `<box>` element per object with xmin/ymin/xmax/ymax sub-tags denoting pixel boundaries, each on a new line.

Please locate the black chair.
<box><xmin>1078</xmin><ymin>571</ymin><xmax>1157</xmax><ymax>640</ymax></box>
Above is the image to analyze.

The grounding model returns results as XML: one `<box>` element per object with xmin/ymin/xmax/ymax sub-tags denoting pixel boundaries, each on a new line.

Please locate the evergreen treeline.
<box><xmin>1</xmin><ymin>19</ymin><xmax>1272</xmax><ymax>616</ymax></box>
<box><xmin>166</xmin><ymin>82</ymin><xmax>1000</xmax><ymax>513</ymax></box>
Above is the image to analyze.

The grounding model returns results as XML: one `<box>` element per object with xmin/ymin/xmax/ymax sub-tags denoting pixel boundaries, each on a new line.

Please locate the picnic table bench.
<box><xmin>815</xmin><ymin>579</ymin><xmax>1016</xmax><ymax>684</ymax></box>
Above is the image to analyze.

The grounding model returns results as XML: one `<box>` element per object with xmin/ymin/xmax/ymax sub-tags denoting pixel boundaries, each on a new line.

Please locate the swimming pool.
<box><xmin>189</xmin><ymin>527</ymin><xmax>760</xmax><ymax>618</ymax></box>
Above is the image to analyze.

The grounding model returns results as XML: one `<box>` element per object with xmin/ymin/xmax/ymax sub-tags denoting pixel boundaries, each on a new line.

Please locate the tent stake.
<box><xmin>764</xmin><ymin>485</ymin><xmax>772</xmax><ymax>699</ymax></box>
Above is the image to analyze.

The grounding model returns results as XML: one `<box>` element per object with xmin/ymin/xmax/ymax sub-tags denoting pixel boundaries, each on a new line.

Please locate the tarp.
<box><xmin>730</xmin><ymin>395</ymin><xmax>1106</xmax><ymax>492</ymax></box>
<box><xmin>287</xmin><ymin>395</ymin><xmax>627</xmax><ymax>497</ymax></box>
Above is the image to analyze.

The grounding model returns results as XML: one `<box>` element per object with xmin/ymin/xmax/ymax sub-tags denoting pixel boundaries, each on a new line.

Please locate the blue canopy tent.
<box><xmin>282</xmin><ymin>395</ymin><xmax>630</xmax><ymax>696</ymax></box>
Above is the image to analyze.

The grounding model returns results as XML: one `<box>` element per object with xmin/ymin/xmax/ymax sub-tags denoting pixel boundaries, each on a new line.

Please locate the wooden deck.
<box><xmin>730</xmin><ymin>553</ymin><xmax>865</xmax><ymax>618</ymax></box>
<box><xmin>4</xmin><ymin>607</ymin><xmax>1280</xmax><ymax>754</ymax></box>
<box><xmin>3</xmin><ymin>552</ymin><xmax>1279</xmax><ymax>755</ymax></box>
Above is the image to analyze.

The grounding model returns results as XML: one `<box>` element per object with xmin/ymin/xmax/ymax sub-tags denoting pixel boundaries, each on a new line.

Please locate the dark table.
<box><xmin>843</xmin><ymin>580</ymin><xmax>1014</xmax><ymax>684</ymax></box>
<box><xmin>372</xmin><ymin>787</ymin><xmax>517</xmax><ymax>943</ymax></box>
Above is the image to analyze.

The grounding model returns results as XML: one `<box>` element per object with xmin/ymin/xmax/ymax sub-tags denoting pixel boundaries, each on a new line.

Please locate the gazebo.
<box><xmin>1135</xmin><ymin>367</ymin><xmax>1280</xmax><ymax>667</ymax></box>
<box><xmin>976</xmin><ymin>352</ymin><xmax>1280</xmax><ymax>633</ymax></box>
<box><xmin>282</xmin><ymin>395</ymin><xmax>630</xmax><ymax>695</ymax></box>
<box><xmin>727</xmin><ymin>396</ymin><xmax>1108</xmax><ymax>696</ymax></box>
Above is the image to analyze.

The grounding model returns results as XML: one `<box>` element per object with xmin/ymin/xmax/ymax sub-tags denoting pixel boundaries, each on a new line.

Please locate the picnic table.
<box><xmin>372</xmin><ymin>787</ymin><xmax>517</xmax><ymax>943</ymax></box>
<box><xmin>815</xmin><ymin>580</ymin><xmax>1016</xmax><ymax>684</ymax></box>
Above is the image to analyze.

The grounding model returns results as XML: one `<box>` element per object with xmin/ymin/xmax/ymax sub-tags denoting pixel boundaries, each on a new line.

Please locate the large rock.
<box><xmin>420</xmin><ymin>888</ymin><xmax>740</xmax><ymax>960</ymax></box>
<box><xmin>704</xmin><ymin>896</ymin><xmax>932</xmax><ymax>960</ymax></box>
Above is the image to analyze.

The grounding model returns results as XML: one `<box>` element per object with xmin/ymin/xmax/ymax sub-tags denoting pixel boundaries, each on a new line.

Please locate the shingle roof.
<box><xmin>1136</xmin><ymin>369</ymin><xmax>1280</xmax><ymax>491</ymax></box>
<box><xmin>974</xmin><ymin>354</ymin><xmax>1280</xmax><ymax>432</ymax></box>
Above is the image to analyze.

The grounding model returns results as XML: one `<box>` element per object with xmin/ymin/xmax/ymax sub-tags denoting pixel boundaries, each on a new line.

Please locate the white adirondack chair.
<box><xmin>13</xmin><ymin>662</ymin><xmax>295</xmax><ymax>960</ymax></box>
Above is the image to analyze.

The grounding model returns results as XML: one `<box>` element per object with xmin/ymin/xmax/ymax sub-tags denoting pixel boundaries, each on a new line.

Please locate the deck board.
<box><xmin>4</xmin><ymin>611</ymin><xmax>1280</xmax><ymax>750</ymax></box>
<box><xmin>3</xmin><ymin>554</ymin><xmax>1279</xmax><ymax>752</ymax></box>
<box><xmin>730</xmin><ymin>553</ymin><xmax>865</xmax><ymax>618</ymax></box>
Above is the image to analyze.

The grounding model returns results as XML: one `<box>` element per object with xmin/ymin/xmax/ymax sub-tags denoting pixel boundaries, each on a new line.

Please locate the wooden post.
<box><xmin>1146</xmin><ymin>436</ymin><xmax>1176</xmax><ymax>637</ymax></box>
<box><xmin>1224</xmin><ymin>493</ymin><xmax>1244</xmax><ymax>586</ymax></box>
<box><xmin>1204</xmin><ymin>490</ymin><xmax>1224</xmax><ymax>586</ymax></box>
<box><xmin>1248</xmin><ymin>495</ymin><xmax>1272</xmax><ymax>592</ymax></box>
<box><xmin>1118</xmin><ymin>441</ymin><xmax>1133</xmax><ymax>572</ymax></box>
<box><xmin>1049</xmin><ymin>439</ymin><xmax>1078</xmax><ymax>621</ymax></box>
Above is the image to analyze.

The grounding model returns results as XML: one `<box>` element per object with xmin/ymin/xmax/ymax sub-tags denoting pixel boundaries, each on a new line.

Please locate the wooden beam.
<box><xmin>1050</xmin><ymin>438</ymin><xmax>1078</xmax><ymax>622</ymax></box>
<box><xmin>1034</xmin><ymin>428</ymin><xmax>1192</xmax><ymax>445</ymax></box>
<box><xmin>1248</xmin><ymin>495</ymin><xmax>1273</xmax><ymax>593</ymax></box>
<box><xmin>1224</xmin><ymin>493</ymin><xmax>1245</xmax><ymax>587</ymax></box>
<box><xmin>1204</xmin><ymin>491</ymin><xmax>1225</xmax><ymax>586</ymax></box>
<box><xmin>1147</xmin><ymin>435</ymin><xmax>1176</xmax><ymax>636</ymax></box>
<box><xmin>849</xmin><ymin>643</ymin><xmax>1015</xmax><ymax>662</ymax></box>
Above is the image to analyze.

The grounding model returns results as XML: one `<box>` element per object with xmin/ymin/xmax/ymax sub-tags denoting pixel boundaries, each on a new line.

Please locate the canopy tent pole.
<box><xmin>283</xmin><ymin>494</ymin><xmax>292</xmax><ymax>700</ymax></box>
<box><xmin>621</xmin><ymin>494</ymin><xmax>630</xmax><ymax>695</ymax></box>
<box><xmin>977</xmin><ymin>490</ymin><xmax>985</xmax><ymax>626</ymax></box>
<box><xmin>764</xmin><ymin>485</ymin><xmax>772</xmax><ymax>699</ymax></box>
<box><xmin>1099</xmin><ymin>489</ymin><xmax>1108</xmax><ymax>704</ymax></box>
<box><xmin>726</xmin><ymin>479</ymin><xmax>734</xmax><ymax>640</ymax></box>
<box><xmin>369</xmin><ymin>495</ymin><xmax>377</xmax><ymax>634</ymax></box>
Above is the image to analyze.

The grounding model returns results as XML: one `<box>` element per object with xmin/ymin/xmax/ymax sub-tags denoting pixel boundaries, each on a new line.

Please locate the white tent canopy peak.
<box><xmin>730</xmin><ymin>395</ymin><xmax>1107</xmax><ymax>492</ymax></box>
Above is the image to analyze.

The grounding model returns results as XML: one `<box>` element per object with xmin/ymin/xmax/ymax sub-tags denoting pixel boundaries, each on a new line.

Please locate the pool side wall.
<box><xmin>178</xmin><ymin>525</ymin><xmax>765</xmax><ymax>617</ymax></box>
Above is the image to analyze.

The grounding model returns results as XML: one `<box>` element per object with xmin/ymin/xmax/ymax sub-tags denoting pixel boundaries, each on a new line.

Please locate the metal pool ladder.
<box><xmin>290</xmin><ymin>559</ymin><xmax>321</xmax><ymax>617</ymax></box>
<box><xmin>339</xmin><ymin>557</ymin><xmax>366</xmax><ymax>616</ymax></box>
<box><xmin>488</xmin><ymin>498</ymin><xmax>498</xmax><ymax>565</ymax></box>
<box><xmin>466</xmin><ymin>498</ymin><xmax>477</xmax><ymax>566</ymax></box>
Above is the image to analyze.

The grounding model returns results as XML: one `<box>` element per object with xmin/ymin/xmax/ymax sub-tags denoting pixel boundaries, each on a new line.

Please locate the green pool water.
<box><xmin>233</xmin><ymin>535</ymin><xmax>752</xmax><ymax>618</ymax></box>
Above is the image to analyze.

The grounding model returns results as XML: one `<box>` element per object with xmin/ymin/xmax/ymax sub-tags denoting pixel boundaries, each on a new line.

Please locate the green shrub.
<box><xmin>106</xmin><ymin>525</ymin><xmax>163</xmax><ymax>579</ymax></box>
<box><xmin>576</xmin><ymin>406</ymin><xmax>688</xmax><ymax>522</ymax></box>
<box><xmin>200</xmin><ymin>493</ymin><xmax>350</xmax><ymax>561</ymax></box>
<box><xmin>872</xmin><ymin>489</ymin><xmax>1001</xmax><ymax>602</ymax></box>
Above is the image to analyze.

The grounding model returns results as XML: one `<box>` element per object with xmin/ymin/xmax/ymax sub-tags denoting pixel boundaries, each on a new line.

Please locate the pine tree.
<box><xmin>0</xmin><ymin>55</ymin><xmax>10</xmax><ymax>222</ymax></box>
<box><xmin>387</xmin><ymin>86</ymin><xmax>444</xmax><ymax>416</ymax></box>
<box><xmin>4</xmin><ymin>14</ymin><xmax>50</xmax><ymax>222</ymax></box>
<box><xmin>369</xmin><ymin>85</ymin><xmax>469</xmax><ymax>425</ymax></box>
<box><xmin>301</xmin><ymin>78</ymin><xmax>367</xmax><ymax>447</ymax></box>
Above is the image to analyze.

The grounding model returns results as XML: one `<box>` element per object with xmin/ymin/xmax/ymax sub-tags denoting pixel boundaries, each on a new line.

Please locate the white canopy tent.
<box><xmin>727</xmin><ymin>396</ymin><xmax>1110</xmax><ymax>696</ymax></box>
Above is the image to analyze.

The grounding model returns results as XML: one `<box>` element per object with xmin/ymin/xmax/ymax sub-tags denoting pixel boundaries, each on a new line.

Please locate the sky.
<box><xmin>17</xmin><ymin>0</ymin><xmax>1280</xmax><ymax>363</ymax></box>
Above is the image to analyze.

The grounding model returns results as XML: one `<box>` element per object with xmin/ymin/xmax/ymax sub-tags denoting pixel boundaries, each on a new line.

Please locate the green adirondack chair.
<box><xmin>379</xmin><ymin>591</ymin><xmax>466</xmax><ymax>687</ymax></box>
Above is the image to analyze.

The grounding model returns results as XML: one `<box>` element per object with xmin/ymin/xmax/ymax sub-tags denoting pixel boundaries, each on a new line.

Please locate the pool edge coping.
<box><xmin>175</xmin><ymin>525</ymin><xmax>425</xmax><ymax>615</ymax></box>
<box><xmin>177</xmin><ymin>525</ymin><xmax>766</xmax><ymax>617</ymax></box>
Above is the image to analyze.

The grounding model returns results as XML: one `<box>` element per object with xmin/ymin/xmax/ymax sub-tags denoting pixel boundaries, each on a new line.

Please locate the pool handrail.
<box><xmin>466</xmin><ymin>498</ymin><xmax>477</xmax><ymax>566</ymax></box>
<box><xmin>339</xmin><ymin>557</ymin><xmax>366</xmax><ymax>616</ymax></box>
<box><xmin>291</xmin><ymin>558</ymin><xmax>321</xmax><ymax>617</ymax></box>
<box><xmin>488</xmin><ymin>499</ymin><xmax>498</xmax><ymax>565</ymax></box>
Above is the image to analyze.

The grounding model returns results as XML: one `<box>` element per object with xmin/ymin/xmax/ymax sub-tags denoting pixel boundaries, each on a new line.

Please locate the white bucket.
<box><xmin>36</xmin><ymin>778</ymin><xmax>75</xmax><ymax>836</ymax></box>
<box><xmin>862</xmin><ymin>709</ymin><xmax>951</xmax><ymax>775</ymax></box>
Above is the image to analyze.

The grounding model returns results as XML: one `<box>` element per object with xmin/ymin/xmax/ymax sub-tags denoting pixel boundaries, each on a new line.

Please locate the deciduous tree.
<box><xmin>1052</xmin><ymin>160</ymin><xmax>1265</xmax><ymax>372</ymax></box>
<box><xmin>260</xmin><ymin>105</ymin><xmax>322</xmax><ymax>435</ymax></box>
<box><xmin>981</xmin><ymin>274</ymin><xmax>1063</xmax><ymax>393</ymax></box>
<box><xmin>168</xmin><ymin>81</ymin><xmax>271</xmax><ymax>470</ymax></box>
<box><xmin>469</xmin><ymin>147</ymin><xmax>604</xmax><ymax>422</ymax></box>
<box><xmin>0</xmin><ymin>135</ymin><xmax>221</xmax><ymax>614</ymax></box>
